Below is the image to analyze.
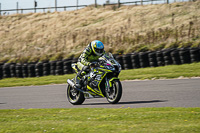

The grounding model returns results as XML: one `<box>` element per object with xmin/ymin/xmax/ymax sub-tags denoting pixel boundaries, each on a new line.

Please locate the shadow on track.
<box><xmin>83</xmin><ymin>100</ymin><xmax>167</xmax><ymax>105</ymax></box>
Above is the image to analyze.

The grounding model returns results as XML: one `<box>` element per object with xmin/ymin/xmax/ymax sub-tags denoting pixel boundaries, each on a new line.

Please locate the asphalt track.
<box><xmin>0</xmin><ymin>78</ymin><xmax>200</xmax><ymax>109</ymax></box>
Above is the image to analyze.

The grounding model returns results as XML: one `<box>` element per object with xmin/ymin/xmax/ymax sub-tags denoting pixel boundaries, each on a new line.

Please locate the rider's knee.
<box><xmin>82</xmin><ymin>66</ymin><xmax>90</xmax><ymax>72</ymax></box>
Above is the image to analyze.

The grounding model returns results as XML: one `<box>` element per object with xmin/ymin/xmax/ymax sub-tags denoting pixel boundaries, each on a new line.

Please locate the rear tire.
<box><xmin>106</xmin><ymin>80</ymin><xmax>122</xmax><ymax>104</ymax></box>
<box><xmin>66</xmin><ymin>84</ymin><xmax>85</xmax><ymax>105</ymax></box>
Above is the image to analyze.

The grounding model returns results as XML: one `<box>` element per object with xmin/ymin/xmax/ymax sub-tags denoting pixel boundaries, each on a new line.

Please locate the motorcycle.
<box><xmin>67</xmin><ymin>53</ymin><xmax>122</xmax><ymax>105</ymax></box>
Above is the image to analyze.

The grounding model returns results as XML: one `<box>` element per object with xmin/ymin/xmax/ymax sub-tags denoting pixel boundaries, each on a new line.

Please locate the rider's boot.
<box><xmin>74</xmin><ymin>71</ymin><xmax>86</xmax><ymax>89</ymax></box>
<box><xmin>74</xmin><ymin>76</ymin><xmax>81</xmax><ymax>89</ymax></box>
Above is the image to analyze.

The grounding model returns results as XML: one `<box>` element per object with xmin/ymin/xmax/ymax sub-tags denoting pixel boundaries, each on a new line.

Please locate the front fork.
<box><xmin>105</xmin><ymin>77</ymin><xmax>119</xmax><ymax>93</ymax></box>
<box><xmin>105</xmin><ymin>77</ymin><xmax>110</xmax><ymax>93</ymax></box>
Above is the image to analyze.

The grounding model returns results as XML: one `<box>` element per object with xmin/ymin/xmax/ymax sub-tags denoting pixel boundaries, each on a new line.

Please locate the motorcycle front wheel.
<box><xmin>106</xmin><ymin>79</ymin><xmax>122</xmax><ymax>104</ymax></box>
<box><xmin>66</xmin><ymin>84</ymin><xmax>85</xmax><ymax>105</ymax></box>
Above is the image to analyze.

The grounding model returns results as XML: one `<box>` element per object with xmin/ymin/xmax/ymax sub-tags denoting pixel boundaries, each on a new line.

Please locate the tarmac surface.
<box><xmin>0</xmin><ymin>78</ymin><xmax>200</xmax><ymax>109</ymax></box>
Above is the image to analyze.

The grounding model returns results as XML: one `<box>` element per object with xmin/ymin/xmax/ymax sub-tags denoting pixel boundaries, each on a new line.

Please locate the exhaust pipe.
<box><xmin>67</xmin><ymin>79</ymin><xmax>85</xmax><ymax>93</ymax></box>
<box><xmin>67</xmin><ymin>79</ymin><xmax>94</xmax><ymax>98</ymax></box>
<box><xmin>67</xmin><ymin>79</ymin><xmax>75</xmax><ymax>88</ymax></box>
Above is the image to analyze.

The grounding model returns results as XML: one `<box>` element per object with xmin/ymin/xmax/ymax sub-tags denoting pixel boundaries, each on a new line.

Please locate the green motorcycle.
<box><xmin>67</xmin><ymin>53</ymin><xmax>122</xmax><ymax>105</ymax></box>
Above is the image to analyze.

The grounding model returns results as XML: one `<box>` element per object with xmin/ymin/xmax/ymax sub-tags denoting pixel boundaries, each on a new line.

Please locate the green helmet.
<box><xmin>91</xmin><ymin>40</ymin><xmax>104</xmax><ymax>56</ymax></box>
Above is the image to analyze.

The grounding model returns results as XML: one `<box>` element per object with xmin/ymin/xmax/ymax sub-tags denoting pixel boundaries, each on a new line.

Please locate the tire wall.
<box><xmin>163</xmin><ymin>49</ymin><xmax>173</xmax><ymax>66</ymax></box>
<box><xmin>131</xmin><ymin>53</ymin><xmax>140</xmax><ymax>69</ymax></box>
<box><xmin>122</xmin><ymin>54</ymin><xmax>132</xmax><ymax>69</ymax></box>
<box><xmin>156</xmin><ymin>51</ymin><xmax>165</xmax><ymax>66</ymax></box>
<box><xmin>56</xmin><ymin>61</ymin><xmax>64</xmax><ymax>75</ymax></box>
<box><xmin>139</xmin><ymin>52</ymin><xmax>150</xmax><ymax>68</ymax></box>
<box><xmin>148</xmin><ymin>52</ymin><xmax>158</xmax><ymax>67</ymax></box>
<box><xmin>43</xmin><ymin>62</ymin><xmax>50</xmax><ymax>76</ymax></box>
<box><xmin>0</xmin><ymin>64</ymin><xmax>3</xmax><ymax>79</ymax></box>
<box><xmin>0</xmin><ymin>48</ymin><xmax>200</xmax><ymax>79</ymax></box>
<box><xmin>115</xmin><ymin>55</ymin><xmax>124</xmax><ymax>70</ymax></box>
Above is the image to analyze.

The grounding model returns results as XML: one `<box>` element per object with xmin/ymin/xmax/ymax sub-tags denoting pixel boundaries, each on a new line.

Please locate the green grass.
<box><xmin>0</xmin><ymin>74</ymin><xmax>76</xmax><ymax>88</ymax></box>
<box><xmin>0</xmin><ymin>62</ymin><xmax>200</xmax><ymax>88</ymax></box>
<box><xmin>119</xmin><ymin>62</ymin><xmax>200</xmax><ymax>80</ymax></box>
<box><xmin>0</xmin><ymin>108</ymin><xmax>200</xmax><ymax>133</ymax></box>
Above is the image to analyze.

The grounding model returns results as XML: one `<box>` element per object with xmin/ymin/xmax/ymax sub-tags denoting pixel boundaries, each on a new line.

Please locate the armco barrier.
<box><xmin>0</xmin><ymin>47</ymin><xmax>200</xmax><ymax>80</ymax></box>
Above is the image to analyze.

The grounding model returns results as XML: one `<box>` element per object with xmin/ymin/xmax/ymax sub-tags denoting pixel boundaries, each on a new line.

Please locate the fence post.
<box><xmin>17</xmin><ymin>2</ymin><xmax>19</xmax><ymax>14</ymax></box>
<box><xmin>77</xmin><ymin>0</ymin><xmax>78</xmax><ymax>10</ymax></box>
<box><xmin>118</xmin><ymin>0</ymin><xmax>120</xmax><ymax>8</ymax></box>
<box><xmin>55</xmin><ymin>0</ymin><xmax>57</xmax><ymax>11</ymax></box>
<box><xmin>0</xmin><ymin>3</ymin><xmax>1</xmax><ymax>16</ymax></box>
<box><xmin>167</xmin><ymin>0</ymin><xmax>169</xmax><ymax>4</ymax></box>
<box><xmin>34</xmin><ymin>0</ymin><xmax>37</xmax><ymax>13</ymax></box>
<box><xmin>106</xmin><ymin>0</ymin><xmax>110</xmax><ymax>4</ymax></box>
<box><xmin>141</xmin><ymin>0</ymin><xmax>143</xmax><ymax>5</ymax></box>
<box><xmin>95</xmin><ymin>0</ymin><xmax>97</xmax><ymax>8</ymax></box>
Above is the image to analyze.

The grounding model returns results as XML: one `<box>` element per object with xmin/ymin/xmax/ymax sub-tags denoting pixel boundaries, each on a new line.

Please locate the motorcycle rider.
<box><xmin>75</xmin><ymin>40</ymin><xmax>105</xmax><ymax>89</ymax></box>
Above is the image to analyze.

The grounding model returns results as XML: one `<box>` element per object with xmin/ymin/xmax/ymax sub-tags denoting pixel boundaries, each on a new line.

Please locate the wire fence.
<box><xmin>0</xmin><ymin>0</ymin><xmax>192</xmax><ymax>16</ymax></box>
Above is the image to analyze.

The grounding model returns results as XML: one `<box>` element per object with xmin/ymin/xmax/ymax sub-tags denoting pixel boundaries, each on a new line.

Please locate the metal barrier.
<box><xmin>0</xmin><ymin>5</ymin><xmax>87</xmax><ymax>15</ymax></box>
<box><xmin>0</xmin><ymin>0</ymin><xmax>167</xmax><ymax>15</ymax></box>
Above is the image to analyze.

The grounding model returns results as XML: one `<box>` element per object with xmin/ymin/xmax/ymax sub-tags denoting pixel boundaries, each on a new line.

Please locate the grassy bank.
<box><xmin>0</xmin><ymin>1</ymin><xmax>200</xmax><ymax>63</ymax></box>
<box><xmin>0</xmin><ymin>108</ymin><xmax>200</xmax><ymax>133</ymax></box>
<box><xmin>0</xmin><ymin>62</ymin><xmax>200</xmax><ymax>88</ymax></box>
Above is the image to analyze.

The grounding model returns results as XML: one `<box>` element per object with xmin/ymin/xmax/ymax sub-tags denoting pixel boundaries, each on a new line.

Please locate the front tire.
<box><xmin>66</xmin><ymin>84</ymin><xmax>85</xmax><ymax>105</ymax></box>
<box><xmin>106</xmin><ymin>80</ymin><xmax>122</xmax><ymax>104</ymax></box>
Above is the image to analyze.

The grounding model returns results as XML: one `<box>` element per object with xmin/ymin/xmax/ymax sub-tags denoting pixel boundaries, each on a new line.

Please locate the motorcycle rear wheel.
<box><xmin>66</xmin><ymin>84</ymin><xmax>85</xmax><ymax>105</ymax></box>
<box><xmin>106</xmin><ymin>80</ymin><xmax>122</xmax><ymax>104</ymax></box>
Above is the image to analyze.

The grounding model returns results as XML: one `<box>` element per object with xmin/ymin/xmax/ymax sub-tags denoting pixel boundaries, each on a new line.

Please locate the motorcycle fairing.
<box><xmin>71</xmin><ymin>61</ymin><xmax>119</xmax><ymax>98</ymax></box>
<box><xmin>87</xmin><ymin>67</ymin><xmax>108</xmax><ymax>97</ymax></box>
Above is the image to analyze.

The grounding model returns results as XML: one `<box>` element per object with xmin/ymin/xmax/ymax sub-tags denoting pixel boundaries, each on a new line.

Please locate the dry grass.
<box><xmin>0</xmin><ymin>1</ymin><xmax>200</xmax><ymax>63</ymax></box>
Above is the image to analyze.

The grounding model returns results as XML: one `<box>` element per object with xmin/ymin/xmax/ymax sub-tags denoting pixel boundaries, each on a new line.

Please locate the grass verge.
<box><xmin>0</xmin><ymin>62</ymin><xmax>200</xmax><ymax>88</ymax></box>
<box><xmin>0</xmin><ymin>108</ymin><xmax>200</xmax><ymax>133</ymax></box>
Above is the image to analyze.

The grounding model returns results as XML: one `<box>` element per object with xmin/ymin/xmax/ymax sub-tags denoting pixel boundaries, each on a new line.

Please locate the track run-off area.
<box><xmin>0</xmin><ymin>78</ymin><xmax>200</xmax><ymax>109</ymax></box>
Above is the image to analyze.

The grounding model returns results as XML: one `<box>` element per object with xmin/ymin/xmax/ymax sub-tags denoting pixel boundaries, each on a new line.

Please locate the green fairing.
<box><xmin>87</xmin><ymin>67</ymin><xmax>106</xmax><ymax>97</ymax></box>
<box><xmin>86</xmin><ymin>67</ymin><xmax>119</xmax><ymax>97</ymax></box>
